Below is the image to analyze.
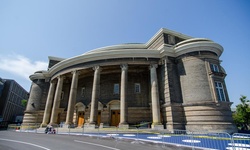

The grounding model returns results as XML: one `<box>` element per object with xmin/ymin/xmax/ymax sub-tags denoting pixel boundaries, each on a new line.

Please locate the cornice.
<box><xmin>30</xmin><ymin>29</ymin><xmax>224</xmax><ymax>81</ymax></box>
<box><xmin>174</xmin><ymin>41</ymin><xmax>223</xmax><ymax>57</ymax></box>
<box><xmin>48</xmin><ymin>48</ymin><xmax>161</xmax><ymax>76</ymax></box>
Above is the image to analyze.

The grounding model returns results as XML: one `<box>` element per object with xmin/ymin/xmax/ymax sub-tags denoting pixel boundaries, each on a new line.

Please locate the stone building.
<box><xmin>22</xmin><ymin>28</ymin><xmax>237</xmax><ymax>133</ymax></box>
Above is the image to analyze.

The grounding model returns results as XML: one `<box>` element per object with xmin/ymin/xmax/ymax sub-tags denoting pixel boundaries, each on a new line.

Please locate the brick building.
<box><xmin>22</xmin><ymin>28</ymin><xmax>237</xmax><ymax>133</ymax></box>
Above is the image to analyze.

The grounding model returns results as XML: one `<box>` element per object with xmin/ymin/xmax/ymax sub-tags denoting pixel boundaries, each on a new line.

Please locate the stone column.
<box><xmin>22</xmin><ymin>79</ymin><xmax>43</xmax><ymax>128</ymax></box>
<box><xmin>49</xmin><ymin>76</ymin><xmax>64</xmax><ymax>126</ymax></box>
<box><xmin>65</xmin><ymin>70</ymin><xmax>79</xmax><ymax>127</ymax></box>
<box><xmin>41</xmin><ymin>80</ymin><xmax>56</xmax><ymax>127</ymax></box>
<box><xmin>150</xmin><ymin>64</ymin><xmax>162</xmax><ymax>129</ymax></box>
<box><xmin>26</xmin><ymin>80</ymin><xmax>43</xmax><ymax>111</ymax></box>
<box><xmin>119</xmin><ymin>64</ymin><xmax>129</xmax><ymax>128</ymax></box>
<box><xmin>89</xmin><ymin>66</ymin><xmax>101</xmax><ymax>127</ymax></box>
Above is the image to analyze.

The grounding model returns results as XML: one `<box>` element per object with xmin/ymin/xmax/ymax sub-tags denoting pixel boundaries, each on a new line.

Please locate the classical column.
<box><xmin>41</xmin><ymin>80</ymin><xmax>56</xmax><ymax>127</ymax></box>
<box><xmin>89</xmin><ymin>66</ymin><xmax>101</xmax><ymax>125</ymax></box>
<box><xmin>150</xmin><ymin>64</ymin><xmax>162</xmax><ymax>128</ymax></box>
<box><xmin>119</xmin><ymin>64</ymin><xmax>128</xmax><ymax>128</ymax></box>
<box><xmin>49</xmin><ymin>76</ymin><xmax>64</xmax><ymax>126</ymax></box>
<box><xmin>65</xmin><ymin>70</ymin><xmax>79</xmax><ymax>126</ymax></box>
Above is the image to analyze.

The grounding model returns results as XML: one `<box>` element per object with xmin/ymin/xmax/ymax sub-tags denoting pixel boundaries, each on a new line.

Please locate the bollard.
<box><xmin>56</xmin><ymin>124</ymin><xmax>58</xmax><ymax>134</ymax></box>
<box><xmin>97</xmin><ymin>126</ymin><xmax>100</xmax><ymax>139</ymax></box>
<box><xmin>161</xmin><ymin>131</ymin><xmax>165</xmax><ymax>148</ymax></box>
<box><xmin>82</xmin><ymin>125</ymin><xmax>84</xmax><ymax>136</ymax></box>
<box><xmin>115</xmin><ymin>126</ymin><xmax>118</xmax><ymax>141</ymax></box>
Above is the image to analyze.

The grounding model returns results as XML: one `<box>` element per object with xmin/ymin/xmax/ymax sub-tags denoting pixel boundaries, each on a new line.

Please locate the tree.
<box><xmin>21</xmin><ymin>99</ymin><xmax>27</xmax><ymax>108</ymax></box>
<box><xmin>232</xmin><ymin>95</ymin><xmax>250</xmax><ymax>130</ymax></box>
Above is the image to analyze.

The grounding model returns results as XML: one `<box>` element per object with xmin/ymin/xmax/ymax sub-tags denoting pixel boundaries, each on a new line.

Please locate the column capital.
<box><xmin>71</xmin><ymin>70</ymin><xmax>80</xmax><ymax>75</ymax></box>
<box><xmin>50</xmin><ymin>79</ymin><xmax>57</xmax><ymax>84</ymax></box>
<box><xmin>120</xmin><ymin>64</ymin><xmax>128</xmax><ymax>70</ymax></box>
<box><xmin>57</xmin><ymin>75</ymin><xmax>65</xmax><ymax>80</ymax></box>
<box><xmin>150</xmin><ymin>64</ymin><xmax>158</xmax><ymax>69</ymax></box>
<box><xmin>161</xmin><ymin>56</ymin><xmax>169</xmax><ymax>64</ymax></box>
<box><xmin>93</xmin><ymin>66</ymin><xmax>102</xmax><ymax>71</ymax></box>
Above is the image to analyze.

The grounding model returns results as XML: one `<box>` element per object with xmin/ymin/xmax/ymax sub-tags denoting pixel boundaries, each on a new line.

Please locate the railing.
<box><xmin>7</xmin><ymin>124</ymin><xmax>250</xmax><ymax>150</ymax></box>
<box><xmin>231</xmin><ymin>133</ymin><xmax>250</xmax><ymax>150</ymax></box>
<box><xmin>8</xmin><ymin>124</ymin><xmax>40</xmax><ymax>132</ymax></box>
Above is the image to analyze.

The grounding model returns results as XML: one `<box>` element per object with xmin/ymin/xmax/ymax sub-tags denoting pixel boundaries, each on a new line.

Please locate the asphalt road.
<box><xmin>0</xmin><ymin>131</ymin><xmax>190</xmax><ymax>150</ymax></box>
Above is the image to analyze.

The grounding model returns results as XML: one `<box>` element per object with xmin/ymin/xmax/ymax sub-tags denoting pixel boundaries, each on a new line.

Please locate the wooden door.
<box><xmin>111</xmin><ymin>110</ymin><xmax>120</xmax><ymax>126</ymax></box>
<box><xmin>57</xmin><ymin>113</ymin><xmax>60</xmax><ymax>124</ymax></box>
<box><xmin>78</xmin><ymin>112</ymin><xmax>84</xmax><ymax>127</ymax></box>
<box><xmin>97</xmin><ymin>111</ymin><xmax>101</xmax><ymax>126</ymax></box>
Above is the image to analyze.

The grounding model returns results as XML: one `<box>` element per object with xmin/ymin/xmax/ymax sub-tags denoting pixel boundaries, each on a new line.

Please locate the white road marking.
<box><xmin>226</xmin><ymin>147</ymin><xmax>250</xmax><ymax>150</ymax></box>
<box><xmin>123</xmin><ymin>134</ymin><xmax>136</xmax><ymax>137</ymax></box>
<box><xmin>182</xmin><ymin>139</ymin><xmax>201</xmax><ymax>143</ymax></box>
<box><xmin>147</xmin><ymin>136</ymin><xmax>162</xmax><ymax>139</ymax></box>
<box><xmin>228</xmin><ymin>143</ymin><xmax>250</xmax><ymax>147</ymax></box>
<box><xmin>107</xmin><ymin>134</ymin><xmax>119</xmax><ymax>136</ymax></box>
<box><xmin>0</xmin><ymin>138</ymin><xmax>51</xmax><ymax>150</ymax></box>
<box><xmin>74</xmin><ymin>140</ymin><xmax>120</xmax><ymax>150</ymax></box>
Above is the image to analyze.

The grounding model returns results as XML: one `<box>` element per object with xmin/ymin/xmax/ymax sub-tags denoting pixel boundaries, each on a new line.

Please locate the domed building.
<box><xmin>22</xmin><ymin>28</ymin><xmax>237</xmax><ymax>133</ymax></box>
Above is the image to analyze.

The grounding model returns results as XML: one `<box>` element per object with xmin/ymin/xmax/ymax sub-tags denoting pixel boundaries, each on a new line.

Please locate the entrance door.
<box><xmin>97</xmin><ymin>111</ymin><xmax>101</xmax><ymax>126</ymax></box>
<box><xmin>57</xmin><ymin>113</ymin><xmax>60</xmax><ymax>124</ymax></box>
<box><xmin>111</xmin><ymin>110</ymin><xmax>120</xmax><ymax>126</ymax></box>
<box><xmin>78</xmin><ymin>112</ymin><xmax>84</xmax><ymax>127</ymax></box>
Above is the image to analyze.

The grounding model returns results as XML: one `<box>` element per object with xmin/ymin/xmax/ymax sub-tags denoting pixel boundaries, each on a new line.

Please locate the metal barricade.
<box><xmin>8</xmin><ymin>122</ymin><xmax>250</xmax><ymax>150</ymax></box>
<box><xmin>161</xmin><ymin>130</ymin><xmax>233</xmax><ymax>150</ymax></box>
<box><xmin>231</xmin><ymin>133</ymin><xmax>250</xmax><ymax>150</ymax></box>
<box><xmin>191</xmin><ymin>131</ymin><xmax>232</xmax><ymax>150</ymax></box>
<box><xmin>161</xmin><ymin>130</ymin><xmax>195</xmax><ymax>149</ymax></box>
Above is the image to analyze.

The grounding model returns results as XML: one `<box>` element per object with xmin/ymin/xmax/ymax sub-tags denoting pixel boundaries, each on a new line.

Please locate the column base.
<box><xmin>99</xmin><ymin>123</ymin><xmax>110</xmax><ymax>128</ymax></box>
<box><xmin>119</xmin><ymin>123</ymin><xmax>129</xmax><ymax>129</ymax></box>
<box><xmin>151</xmin><ymin>123</ymin><xmax>164</xmax><ymax>130</ymax></box>
<box><xmin>40</xmin><ymin>123</ymin><xmax>48</xmax><ymax>128</ymax></box>
<box><xmin>49</xmin><ymin>123</ymin><xmax>59</xmax><ymax>127</ymax></box>
<box><xmin>166</xmin><ymin>123</ymin><xmax>185</xmax><ymax>131</ymax></box>
<box><xmin>84</xmin><ymin>123</ymin><xmax>97</xmax><ymax>129</ymax></box>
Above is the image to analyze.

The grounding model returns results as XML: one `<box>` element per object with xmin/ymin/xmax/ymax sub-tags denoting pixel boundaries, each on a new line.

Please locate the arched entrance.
<box><xmin>107</xmin><ymin>100</ymin><xmax>120</xmax><ymax>127</ymax></box>
<box><xmin>85</xmin><ymin>101</ymin><xmax>103</xmax><ymax>126</ymax></box>
<box><xmin>75</xmin><ymin>102</ymin><xmax>85</xmax><ymax>127</ymax></box>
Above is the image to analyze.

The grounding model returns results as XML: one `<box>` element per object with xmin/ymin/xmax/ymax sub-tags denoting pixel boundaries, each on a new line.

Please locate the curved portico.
<box><xmin>40</xmin><ymin>58</ymin><xmax>161</xmax><ymax>129</ymax></box>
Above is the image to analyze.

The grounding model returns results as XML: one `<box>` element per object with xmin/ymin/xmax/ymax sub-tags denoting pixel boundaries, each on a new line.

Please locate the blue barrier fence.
<box><xmin>9</xmin><ymin>124</ymin><xmax>250</xmax><ymax>150</ymax></box>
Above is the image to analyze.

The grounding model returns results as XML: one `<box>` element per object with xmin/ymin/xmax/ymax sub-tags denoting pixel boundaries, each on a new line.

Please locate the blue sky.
<box><xmin>0</xmin><ymin>0</ymin><xmax>249</xmax><ymax>107</ymax></box>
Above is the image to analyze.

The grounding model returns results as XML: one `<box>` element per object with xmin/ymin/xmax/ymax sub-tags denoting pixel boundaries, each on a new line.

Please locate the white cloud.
<box><xmin>0</xmin><ymin>54</ymin><xmax>47</xmax><ymax>80</ymax></box>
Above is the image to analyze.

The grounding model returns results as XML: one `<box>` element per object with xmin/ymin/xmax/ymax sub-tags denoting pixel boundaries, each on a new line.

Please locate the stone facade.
<box><xmin>22</xmin><ymin>28</ymin><xmax>237</xmax><ymax>133</ymax></box>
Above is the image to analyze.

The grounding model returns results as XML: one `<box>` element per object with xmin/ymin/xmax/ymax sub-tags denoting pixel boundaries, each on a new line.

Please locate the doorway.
<box><xmin>97</xmin><ymin>111</ymin><xmax>101</xmax><ymax>126</ymax></box>
<box><xmin>111</xmin><ymin>110</ymin><xmax>120</xmax><ymax>126</ymax></box>
<box><xmin>78</xmin><ymin>112</ymin><xmax>84</xmax><ymax>127</ymax></box>
<box><xmin>57</xmin><ymin>113</ymin><xmax>61</xmax><ymax>124</ymax></box>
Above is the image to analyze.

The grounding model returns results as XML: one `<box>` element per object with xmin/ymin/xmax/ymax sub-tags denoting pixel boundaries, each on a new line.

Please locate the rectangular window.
<box><xmin>215</xmin><ymin>82</ymin><xmax>226</xmax><ymax>101</ymax></box>
<box><xmin>210</xmin><ymin>64</ymin><xmax>219</xmax><ymax>72</ymax></box>
<box><xmin>81</xmin><ymin>87</ymin><xmax>85</xmax><ymax>97</ymax></box>
<box><xmin>114</xmin><ymin>83</ymin><xmax>119</xmax><ymax>94</ymax></box>
<box><xmin>61</xmin><ymin>91</ymin><xmax>64</xmax><ymax>100</ymax></box>
<box><xmin>135</xmin><ymin>83</ymin><xmax>141</xmax><ymax>93</ymax></box>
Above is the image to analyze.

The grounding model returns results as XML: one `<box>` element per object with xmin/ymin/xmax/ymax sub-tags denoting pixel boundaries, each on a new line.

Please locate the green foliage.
<box><xmin>21</xmin><ymin>99</ymin><xmax>27</xmax><ymax>107</ymax></box>
<box><xmin>232</xmin><ymin>95</ymin><xmax>250</xmax><ymax>130</ymax></box>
